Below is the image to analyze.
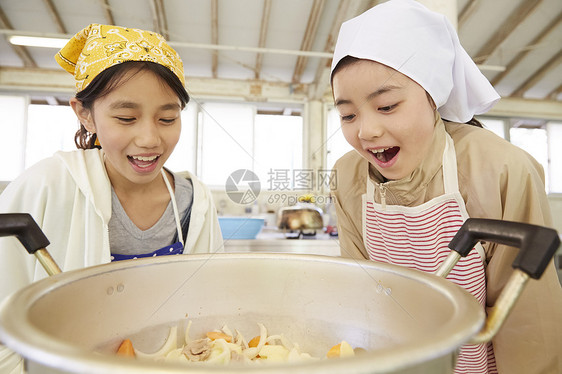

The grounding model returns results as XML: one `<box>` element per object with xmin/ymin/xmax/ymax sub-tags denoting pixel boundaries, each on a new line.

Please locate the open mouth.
<box><xmin>369</xmin><ymin>146</ymin><xmax>400</xmax><ymax>163</ymax></box>
<box><xmin>127</xmin><ymin>154</ymin><xmax>160</xmax><ymax>169</ymax></box>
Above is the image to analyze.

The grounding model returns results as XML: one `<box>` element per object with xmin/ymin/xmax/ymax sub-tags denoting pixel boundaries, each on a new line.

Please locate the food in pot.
<box><xmin>118</xmin><ymin>321</ymin><xmax>356</xmax><ymax>365</ymax></box>
<box><xmin>116</xmin><ymin>339</ymin><xmax>136</xmax><ymax>357</ymax></box>
<box><xmin>326</xmin><ymin>341</ymin><xmax>354</xmax><ymax>359</ymax></box>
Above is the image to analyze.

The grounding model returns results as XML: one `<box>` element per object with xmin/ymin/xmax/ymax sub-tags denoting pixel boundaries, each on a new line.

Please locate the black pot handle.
<box><xmin>0</xmin><ymin>213</ymin><xmax>50</xmax><ymax>254</ymax></box>
<box><xmin>0</xmin><ymin>213</ymin><xmax>62</xmax><ymax>275</ymax></box>
<box><xmin>448</xmin><ymin>218</ymin><xmax>560</xmax><ymax>279</ymax></box>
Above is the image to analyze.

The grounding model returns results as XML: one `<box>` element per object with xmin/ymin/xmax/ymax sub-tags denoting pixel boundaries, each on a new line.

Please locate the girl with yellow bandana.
<box><xmin>0</xmin><ymin>24</ymin><xmax>223</xmax><ymax>373</ymax></box>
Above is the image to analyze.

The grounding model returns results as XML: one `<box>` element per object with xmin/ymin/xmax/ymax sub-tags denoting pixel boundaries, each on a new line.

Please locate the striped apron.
<box><xmin>362</xmin><ymin>133</ymin><xmax>497</xmax><ymax>374</ymax></box>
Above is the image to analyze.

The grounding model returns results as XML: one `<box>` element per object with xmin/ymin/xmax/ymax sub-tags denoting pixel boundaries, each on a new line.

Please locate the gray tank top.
<box><xmin>108</xmin><ymin>172</ymin><xmax>193</xmax><ymax>256</ymax></box>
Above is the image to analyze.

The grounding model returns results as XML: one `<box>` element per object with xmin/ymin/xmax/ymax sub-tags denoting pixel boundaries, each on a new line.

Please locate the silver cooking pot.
<box><xmin>0</xmin><ymin>214</ymin><xmax>558</xmax><ymax>374</ymax></box>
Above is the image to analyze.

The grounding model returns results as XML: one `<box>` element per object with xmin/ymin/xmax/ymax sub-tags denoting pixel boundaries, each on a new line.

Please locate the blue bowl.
<box><xmin>218</xmin><ymin>217</ymin><xmax>265</xmax><ymax>240</ymax></box>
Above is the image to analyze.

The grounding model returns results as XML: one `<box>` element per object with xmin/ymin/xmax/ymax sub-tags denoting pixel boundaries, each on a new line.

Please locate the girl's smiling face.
<box><xmin>332</xmin><ymin>59</ymin><xmax>436</xmax><ymax>181</ymax></box>
<box><xmin>73</xmin><ymin>68</ymin><xmax>182</xmax><ymax>189</ymax></box>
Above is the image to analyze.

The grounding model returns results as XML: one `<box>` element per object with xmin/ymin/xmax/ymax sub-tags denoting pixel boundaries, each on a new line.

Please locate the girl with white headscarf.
<box><xmin>329</xmin><ymin>1</ymin><xmax>562</xmax><ymax>373</ymax></box>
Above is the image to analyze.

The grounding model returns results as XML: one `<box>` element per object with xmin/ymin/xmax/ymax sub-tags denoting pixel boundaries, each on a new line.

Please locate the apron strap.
<box><xmin>172</xmin><ymin>179</ymin><xmax>193</xmax><ymax>246</ymax></box>
<box><xmin>442</xmin><ymin>133</ymin><xmax>460</xmax><ymax>195</ymax></box>
<box><xmin>442</xmin><ymin>133</ymin><xmax>487</xmax><ymax>263</ymax></box>
<box><xmin>161</xmin><ymin>168</ymin><xmax>184</xmax><ymax>246</ymax></box>
<box><xmin>366</xmin><ymin>172</ymin><xmax>375</xmax><ymax>200</ymax></box>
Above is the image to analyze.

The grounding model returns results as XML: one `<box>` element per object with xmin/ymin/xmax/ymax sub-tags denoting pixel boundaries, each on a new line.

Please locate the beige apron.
<box><xmin>362</xmin><ymin>133</ymin><xmax>497</xmax><ymax>374</ymax></box>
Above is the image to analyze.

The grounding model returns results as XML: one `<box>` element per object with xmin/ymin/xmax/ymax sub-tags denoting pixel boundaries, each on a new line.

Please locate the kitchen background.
<box><xmin>0</xmin><ymin>0</ymin><xmax>561</xmax><ymax>278</ymax></box>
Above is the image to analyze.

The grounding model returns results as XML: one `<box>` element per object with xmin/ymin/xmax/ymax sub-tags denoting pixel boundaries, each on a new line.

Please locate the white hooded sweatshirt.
<box><xmin>0</xmin><ymin>149</ymin><xmax>223</xmax><ymax>373</ymax></box>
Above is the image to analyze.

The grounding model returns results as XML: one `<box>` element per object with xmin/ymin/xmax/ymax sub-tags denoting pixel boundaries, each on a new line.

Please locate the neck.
<box><xmin>105</xmin><ymin>163</ymin><xmax>171</xmax><ymax>199</ymax></box>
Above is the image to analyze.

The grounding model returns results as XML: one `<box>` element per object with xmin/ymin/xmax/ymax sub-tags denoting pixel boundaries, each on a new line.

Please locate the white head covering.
<box><xmin>330</xmin><ymin>0</ymin><xmax>500</xmax><ymax>123</ymax></box>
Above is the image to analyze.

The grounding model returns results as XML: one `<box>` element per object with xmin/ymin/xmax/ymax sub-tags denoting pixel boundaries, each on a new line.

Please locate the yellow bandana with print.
<box><xmin>55</xmin><ymin>23</ymin><xmax>185</xmax><ymax>92</ymax></box>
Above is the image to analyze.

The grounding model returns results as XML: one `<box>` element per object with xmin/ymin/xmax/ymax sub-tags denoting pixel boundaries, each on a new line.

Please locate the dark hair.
<box><xmin>331</xmin><ymin>56</ymin><xmax>483</xmax><ymax>128</ymax></box>
<box><xmin>330</xmin><ymin>55</ymin><xmax>358</xmax><ymax>86</ymax></box>
<box><xmin>74</xmin><ymin>61</ymin><xmax>189</xmax><ymax>149</ymax></box>
<box><xmin>437</xmin><ymin>117</ymin><xmax>483</xmax><ymax>128</ymax></box>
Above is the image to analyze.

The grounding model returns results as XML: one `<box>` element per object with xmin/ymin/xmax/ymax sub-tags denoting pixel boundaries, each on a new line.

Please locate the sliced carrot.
<box><xmin>116</xmin><ymin>339</ymin><xmax>136</xmax><ymax>357</ymax></box>
<box><xmin>206</xmin><ymin>331</ymin><xmax>233</xmax><ymax>343</ymax></box>
<box><xmin>248</xmin><ymin>336</ymin><xmax>261</xmax><ymax>348</ymax></box>
<box><xmin>326</xmin><ymin>343</ymin><xmax>341</xmax><ymax>358</ymax></box>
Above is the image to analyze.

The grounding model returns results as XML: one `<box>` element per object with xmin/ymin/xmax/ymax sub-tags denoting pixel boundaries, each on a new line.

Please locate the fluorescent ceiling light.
<box><xmin>8</xmin><ymin>36</ymin><xmax>69</xmax><ymax>49</ymax></box>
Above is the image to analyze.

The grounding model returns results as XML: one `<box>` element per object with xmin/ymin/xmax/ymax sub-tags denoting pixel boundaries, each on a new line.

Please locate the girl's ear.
<box><xmin>69</xmin><ymin>97</ymin><xmax>96</xmax><ymax>133</ymax></box>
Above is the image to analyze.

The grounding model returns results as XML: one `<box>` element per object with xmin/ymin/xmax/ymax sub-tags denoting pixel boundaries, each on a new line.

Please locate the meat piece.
<box><xmin>182</xmin><ymin>338</ymin><xmax>211</xmax><ymax>361</ymax></box>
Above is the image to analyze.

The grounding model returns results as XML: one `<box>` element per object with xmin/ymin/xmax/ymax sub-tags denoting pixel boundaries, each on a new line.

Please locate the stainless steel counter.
<box><xmin>222</xmin><ymin>228</ymin><xmax>341</xmax><ymax>257</ymax></box>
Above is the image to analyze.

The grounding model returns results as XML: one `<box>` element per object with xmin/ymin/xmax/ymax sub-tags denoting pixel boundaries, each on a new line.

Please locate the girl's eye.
<box><xmin>378</xmin><ymin>104</ymin><xmax>397</xmax><ymax>112</ymax></box>
<box><xmin>340</xmin><ymin>113</ymin><xmax>356</xmax><ymax>123</ymax></box>
<box><xmin>160</xmin><ymin>118</ymin><xmax>177</xmax><ymax>125</ymax></box>
<box><xmin>116</xmin><ymin>117</ymin><xmax>135</xmax><ymax>123</ymax></box>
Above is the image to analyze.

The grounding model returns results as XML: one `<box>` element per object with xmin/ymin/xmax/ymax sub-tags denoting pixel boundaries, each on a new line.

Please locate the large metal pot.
<box><xmin>0</xmin><ymin>214</ymin><xmax>558</xmax><ymax>374</ymax></box>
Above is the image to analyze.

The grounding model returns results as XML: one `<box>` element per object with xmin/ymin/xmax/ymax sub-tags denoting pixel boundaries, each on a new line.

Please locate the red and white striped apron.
<box><xmin>362</xmin><ymin>133</ymin><xmax>497</xmax><ymax>374</ymax></box>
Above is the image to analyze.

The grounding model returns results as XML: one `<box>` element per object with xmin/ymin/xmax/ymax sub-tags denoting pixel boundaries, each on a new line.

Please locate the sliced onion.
<box><xmin>135</xmin><ymin>326</ymin><xmax>178</xmax><ymax>360</ymax></box>
<box><xmin>184</xmin><ymin>320</ymin><xmax>192</xmax><ymax>345</ymax></box>
<box><xmin>255</xmin><ymin>323</ymin><xmax>268</xmax><ymax>352</ymax></box>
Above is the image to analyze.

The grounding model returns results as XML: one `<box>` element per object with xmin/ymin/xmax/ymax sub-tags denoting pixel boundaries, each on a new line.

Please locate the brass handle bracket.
<box><xmin>468</xmin><ymin>269</ymin><xmax>529</xmax><ymax>345</ymax></box>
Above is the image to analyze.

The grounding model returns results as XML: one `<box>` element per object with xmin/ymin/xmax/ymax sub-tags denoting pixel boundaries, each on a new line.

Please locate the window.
<box><xmin>0</xmin><ymin>95</ymin><xmax>27</xmax><ymax>181</ymax></box>
<box><xmin>2</xmin><ymin>93</ymin><xmax>560</xmax><ymax>197</ymax></box>
<box><xmin>510</xmin><ymin>126</ymin><xmax>549</xmax><ymax>191</ymax></box>
<box><xmin>2</xmin><ymin>97</ymin><xmax>304</xmax><ymax>192</ymax></box>
<box><xmin>26</xmin><ymin>104</ymin><xmax>78</xmax><ymax>168</ymax></box>
<box><xmin>254</xmin><ymin>114</ymin><xmax>303</xmax><ymax>189</ymax></box>
<box><xmin>196</xmin><ymin>102</ymin><xmax>303</xmax><ymax>188</ymax></box>
<box><xmin>326</xmin><ymin>107</ymin><xmax>353</xmax><ymax>170</ymax></box>
<box><xmin>165</xmin><ymin>102</ymin><xmax>198</xmax><ymax>174</ymax></box>
<box><xmin>479</xmin><ymin>118</ymin><xmax>506</xmax><ymax>139</ymax></box>
<box><xmin>325</xmin><ymin>109</ymin><xmax>562</xmax><ymax>194</ymax></box>
<box><xmin>198</xmin><ymin>103</ymin><xmax>255</xmax><ymax>186</ymax></box>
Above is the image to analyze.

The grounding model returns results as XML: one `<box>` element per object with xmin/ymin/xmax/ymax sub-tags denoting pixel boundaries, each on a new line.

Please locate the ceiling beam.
<box><xmin>99</xmin><ymin>0</ymin><xmax>115</xmax><ymax>25</ymax></box>
<box><xmin>254</xmin><ymin>0</ymin><xmax>272</xmax><ymax>79</ymax></box>
<box><xmin>458</xmin><ymin>0</ymin><xmax>479</xmax><ymax>29</ymax></box>
<box><xmin>491</xmin><ymin>12</ymin><xmax>562</xmax><ymax>86</ymax></box>
<box><xmin>157</xmin><ymin>0</ymin><xmax>168</xmax><ymax>39</ymax></box>
<box><xmin>485</xmin><ymin>96</ymin><xmax>562</xmax><ymax>121</ymax></box>
<box><xmin>149</xmin><ymin>0</ymin><xmax>168</xmax><ymax>38</ymax></box>
<box><xmin>0</xmin><ymin>66</ymin><xmax>308</xmax><ymax>103</ymax></box>
<box><xmin>308</xmin><ymin>0</ymin><xmax>370</xmax><ymax>100</ymax></box>
<box><xmin>43</xmin><ymin>0</ymin><xmax>66</xmax><ymax>34</ymax></box>
<box><xmin>2</xmin><ymin>67</ymin><xmax>561</xmax><ymax>119</ymax></box>
<box><xmin>211</xmin><ymin>0</ymin><xmax>218</xmax><ymax>78</ymax></box>
<box><xmin>547</xmin><ymin>83</ymin><xmax>561</xmax><ymax>100</ymax></box>
<box><xmin>0</xmin><ymin>6</ymin><xmax>36</xmax><ymax>68</ymax></box>
<box><xmin>292</xmin><ymin>0</ymin><xmax>325</xmax><ymax>83</ymax></box>
<box><xmin>511</xmin><ymin>49</ymin><xmax>562</xmax><ymax>97</ymax></box>
<box><xmin>474</xmin><ymin>0</ymin><xmax>542</xmax><ymax>64</ymax></box>
<box><xmin>149</xmin><ymin>0</ymin><xmax>160</xmax><ymax>34</ymax></box>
